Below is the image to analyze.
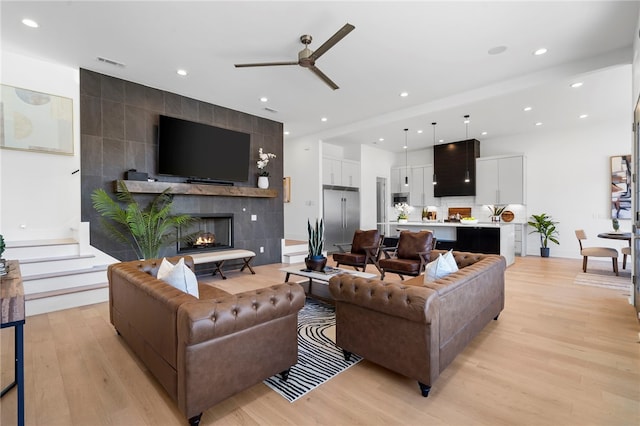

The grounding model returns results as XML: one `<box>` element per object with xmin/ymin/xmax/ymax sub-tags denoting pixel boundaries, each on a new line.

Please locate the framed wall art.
<box><xmin>0</xmin><ymin>84</ymin><xmax>74</xmax><ymax>155</ymax></box>
<box><xmin>611</xmin><ymin>154</ymin><xmax>631</xmax><ymax>219</ymax></box>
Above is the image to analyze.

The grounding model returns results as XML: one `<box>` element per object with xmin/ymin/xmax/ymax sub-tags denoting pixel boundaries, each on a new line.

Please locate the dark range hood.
<box><xmin>434</xmin><ymin>139</ymin><xmax>480</xmax><ymax>197</ymax></box>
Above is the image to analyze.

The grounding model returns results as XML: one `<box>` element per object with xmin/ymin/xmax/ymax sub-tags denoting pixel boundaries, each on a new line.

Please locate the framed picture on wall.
<box><xmin>0</xmin><ymin>84</ymin><xmax>74</xmax><ymax>155</ymax></box>
<box><xmin>611</xmin><ymin>154</ymin><xmax>631</xmax><ymax>219</ymax></box>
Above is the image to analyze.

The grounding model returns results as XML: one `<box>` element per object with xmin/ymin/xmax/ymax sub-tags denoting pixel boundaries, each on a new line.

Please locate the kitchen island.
<box><xmin>380</xmin><ymin>221</ymin><xmax>515</xmax><ymax>266</ymax></box>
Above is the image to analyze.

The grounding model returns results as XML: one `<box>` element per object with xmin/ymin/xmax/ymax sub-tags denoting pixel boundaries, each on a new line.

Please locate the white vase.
<box><xmin>258</xmin><ymin>176</ymin><xmax>269</xmax><ymax>189</ymax></box>
<box><xmin>398</xmin><ymin>218</ymin><xmax>408</xmax><ymax>224</ymax></box>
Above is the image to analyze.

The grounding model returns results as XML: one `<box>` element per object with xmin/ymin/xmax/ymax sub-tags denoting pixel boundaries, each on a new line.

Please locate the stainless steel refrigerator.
<box><xmin>323</xmin><ymin>186</ymin><xmax>360</xmax><ymax>253</ymax></box>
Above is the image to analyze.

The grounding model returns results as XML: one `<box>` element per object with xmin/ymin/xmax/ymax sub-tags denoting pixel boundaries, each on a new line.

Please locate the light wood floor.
<box><xmin>1</xmin><ymin>256</ymin><xmax>639</xmax><ymax>425</ymax></box>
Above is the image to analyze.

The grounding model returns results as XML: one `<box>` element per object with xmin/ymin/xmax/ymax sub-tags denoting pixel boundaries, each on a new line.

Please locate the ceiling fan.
<box><xmin>234</xmin><ymin>23</ymin><xmax>355</xmax><ymax>90</ymax></box>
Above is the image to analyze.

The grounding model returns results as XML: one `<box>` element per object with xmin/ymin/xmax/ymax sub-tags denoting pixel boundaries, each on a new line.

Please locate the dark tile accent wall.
<box><xmin>80</xmin><ymin>69</ymin><xmax>284</xmax><ymax>265</ymax></box>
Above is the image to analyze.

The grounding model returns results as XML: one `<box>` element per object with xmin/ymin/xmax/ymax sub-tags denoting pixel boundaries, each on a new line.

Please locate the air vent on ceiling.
<box><xmin>97</xmin><ymin>56</ymin><xmax>126</xmax><ymax>68</ymax></box>
<box><xmin>263</xmin><ymin>107</ymin><xmax>278</xmax><ymax>113</ymax></box>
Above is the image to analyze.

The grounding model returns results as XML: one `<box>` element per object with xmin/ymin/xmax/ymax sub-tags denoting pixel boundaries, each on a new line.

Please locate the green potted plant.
<box><xmin>528</xmin><ymin>213</ymin><xmax>560</xmax><ymax>257</ymax></box>
<box><xmin>91</xmin><ymin>181</ymin><xmax>196</xmax><ymax>260</ymax></box>
<box><xmin>305</xmin><ymin>218</ymin><xmax>327</xmax><ymax>272</ymax></box>
<box><xmin>487</xmin><ymin>205</ymin><xmax>506</xmax><ymax>222</ymax></box>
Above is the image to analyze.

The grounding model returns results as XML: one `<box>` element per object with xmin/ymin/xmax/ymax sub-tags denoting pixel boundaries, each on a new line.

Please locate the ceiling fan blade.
<box><xmin>234</xmin><ymin>61</ymin><xmax>299</xmax><ymax>68</ymax></box>
<box><xmin>309</xmin><ymin>66</ymin><xmax>339</xmax><ymax>90</ymax></box>
<box><xmin>309</xmin><ymin>23</ymin><xmax>355</xmax><ymax>61</ymax></box>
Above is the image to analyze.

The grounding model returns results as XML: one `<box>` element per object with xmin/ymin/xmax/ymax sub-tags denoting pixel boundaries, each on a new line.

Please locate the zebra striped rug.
<box><xmin>263</xmin><ymin>298</ymin><xmax>362</xmax><ymax>402</ymax></box>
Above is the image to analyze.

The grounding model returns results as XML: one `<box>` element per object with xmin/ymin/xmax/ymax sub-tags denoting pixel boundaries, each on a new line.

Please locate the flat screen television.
<box><xmin>157</xmin><ymin>115</ymin><xmax>250</xmax><ymax>183</ymax></box>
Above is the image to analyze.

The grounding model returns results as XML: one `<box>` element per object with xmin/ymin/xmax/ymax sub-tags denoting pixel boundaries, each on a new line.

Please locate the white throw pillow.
<box><xmin>157</xmin><ymin>257</ymin><xmax>199</xmax><ymax>298</ymax></box>
<box><xmin>424</xmin><ymin>253</ymin><xmax>458</xmax><ymax>283</ymax></box>
<box><xmin>442</xmin><ymin>250</ymin><xmax>459</xmax><ymax>273</ymax></box>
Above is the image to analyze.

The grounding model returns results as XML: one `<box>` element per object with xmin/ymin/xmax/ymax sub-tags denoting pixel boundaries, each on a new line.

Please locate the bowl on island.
<box><xmin>460</xmin><ymin>217</ymin><xmax>478</xmax><ymax>224</ymax></box>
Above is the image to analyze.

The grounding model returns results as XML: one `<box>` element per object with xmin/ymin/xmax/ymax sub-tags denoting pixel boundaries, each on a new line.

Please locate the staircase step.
<box><xmin>26</xmin><ymin>287</ymin><xmax>109</xmax><ymax>317</ymax></box>
<box><xmin>18</xmin><ymin>254</ymin><xmax>96</xmax><ymax>264</ymax></box>
<box><xmin>26</xmin><ymin>282</ymin><xmax>108</xmax><ymax>301</ymax></box>
<box><xmin>22</xmin><ymin>265</ymin><xmax>109</xmax><ymax>281</ymax></box>
<box><xmin>6</xmin><ymin>238</ymin><xmax>77</xmax><ymax>248</ymax></box>
<box><xmin>5</xmin><ymin>239</ymin><xmax>80</xmax><ymax>259</ymax></box>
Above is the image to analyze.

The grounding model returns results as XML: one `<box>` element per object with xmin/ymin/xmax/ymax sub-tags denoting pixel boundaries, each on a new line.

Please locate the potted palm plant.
<box><xmin>305</xmin><ymin>218</ymin><xmax>327</xmax><ymax>272</ymax></box>
<box><xmin>91</xmin><ymin>181</ymin><xmax>196</xmax><ymax>260</ymax></box>
<box><xmin>528</xmin><ymin>213</ymin><xmax>560</xmax><ymax>257</ymax></box>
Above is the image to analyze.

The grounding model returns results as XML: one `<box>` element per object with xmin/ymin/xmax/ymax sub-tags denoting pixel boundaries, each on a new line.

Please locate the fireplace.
<box><xmin>177</xmin><ymin>214</ymin><xmax>233</xmax><ymax>253</ymax></box>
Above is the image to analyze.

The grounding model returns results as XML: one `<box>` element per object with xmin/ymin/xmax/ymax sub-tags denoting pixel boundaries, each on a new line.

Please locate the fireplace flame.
<box><xmin>194</xmin><ymin>232</ymin><xmax>215</xmax><ymax>246</ymax></box>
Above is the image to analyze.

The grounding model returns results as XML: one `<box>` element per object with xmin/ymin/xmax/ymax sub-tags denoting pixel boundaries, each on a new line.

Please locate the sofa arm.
<box><xmin>328</xmin><ymin>275</ymin><xmax>438</xmax><ymax>324</ymax></box>
<box><xmin>178</xmin><ymin>282</ymin><xmax>305</xmax><ymax>346</ymax></box>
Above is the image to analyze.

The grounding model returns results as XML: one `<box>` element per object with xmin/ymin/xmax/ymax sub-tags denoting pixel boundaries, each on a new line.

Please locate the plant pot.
<box><xmin>398</xmin><ymin>218</ymin><xmax>408</xmax><ymax>224</ymax></box>
<box><xmin>257</xmin><ymin>176</ymin><xmax>269</xmax><ymax>189</ymax></box>
<box><xmin>305</xmin><ymin>256</ymin><xmax>327</xmax><ymax>272</ymax></box>
<box><xmin>540</xmin><ymin>247</ymin><xmax>550</xmax><ymax>258</ymax></box>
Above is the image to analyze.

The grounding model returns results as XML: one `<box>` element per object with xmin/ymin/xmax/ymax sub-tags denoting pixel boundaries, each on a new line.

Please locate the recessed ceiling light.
<box><xmin>523</xmin><ymin>106</ymin><xmax>532</xmax><ymax>112</ymax></box>
<box><xmin>535</xmin><ymin>122</ymin><xmax>543</xmax><ymax>126</ymax></box>
<box><xmin>400</xmin><ymin>92</ymin><xmax>409</xmax><ymax>97</ymax></box>
<box><xmin>417</xmin><ymin>130</ymin><xmax>423</xmax><ymax>134</ymax></box>
<box><xmin>488</xmin><ymin>45</ymin><xmax>507</xmax><ymax>55</ymax></box>
<box><xmin>284</xmin><ymin>131</ymin><xmax>290</xmax><ymax>135</ymax></box>
<box><xmin>260</xmin><ymin>96</ymin><xmax>268</xmax><ymax>102</ymax></box>
<box><xmin>379</xmin><ymin>138</ymin><xmax>384</xmax><ymax>142</ymax></box>
<box><xmin>177</xmin><ymin>69</ymin><xmax>188</xmax><ymax>76</ymax></box>
<box><xmin>438</xmin><ymin>139</ymin><xmax>444</xmax><ymax>143</ymax></box>
<box><xmin>321</xmin><ymin>117</ymin><xmax>327</xmax><ymax>122</ymax></box>
<box><xmin>579</xmin><ymin>114</ymin><xmax>588</xmax><ymax>119</ymax></box>
<box><xmin>533</xmin><ymin>48</ymin><xmax>548</xmax><ymax>56</ymax></box>
<box><xmin>481</xmin><ymin>131</ymin><xmax>488</xmax><ymax>136</ymax></box>
<box><xmin>570</xmin><ymin>82</ymin><xmax>583</xmax><ymax>88</ymax></box>
<box><xmin>22</xmin><ymin>18</ymin><xmax>38</xmax><ymax>28</ymax></box>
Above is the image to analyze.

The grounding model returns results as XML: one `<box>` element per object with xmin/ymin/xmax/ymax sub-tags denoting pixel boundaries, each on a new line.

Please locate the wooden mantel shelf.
<box><xmin>115</xmin><ymin>180</ymin><xmax>278</xmax><ymax>198</ymax></box>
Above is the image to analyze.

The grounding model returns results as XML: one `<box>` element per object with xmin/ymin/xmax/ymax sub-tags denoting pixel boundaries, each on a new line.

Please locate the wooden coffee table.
<box><xmin>280</xmin><ymin>265</ymin><xmax>377</xmax><ymax>297</ymax></box>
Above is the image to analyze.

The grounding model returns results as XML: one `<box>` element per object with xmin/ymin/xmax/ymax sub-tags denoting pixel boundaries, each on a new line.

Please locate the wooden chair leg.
<box><xmin>613</xmin><ymin>257</ymin><xmax>619</xmax><ymax>276</ymax></box>
<box><xmin>582</xmin><ymin>256</ymin><xmax>588</xmax><ymax>273</ymax></box>
<box><xmin>623</xmin><ymin>253</ymin><xmax>627</xmax><ymax>269</ymax></box>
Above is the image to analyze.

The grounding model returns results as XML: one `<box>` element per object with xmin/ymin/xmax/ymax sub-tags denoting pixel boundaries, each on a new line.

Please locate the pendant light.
<box><xmin>464</xmin><ymin>115</ymin><xmax>471</xmax><ymax>183</ymax></box>
<box><xmin>431</xmin><ymin>122</ymin><xmax>437</xmax><ymax>185</ymax></box>
<box><xmin>404</xmin><ymin>128</ymin><xmax>409</xmax><ymax>187</ymax></box>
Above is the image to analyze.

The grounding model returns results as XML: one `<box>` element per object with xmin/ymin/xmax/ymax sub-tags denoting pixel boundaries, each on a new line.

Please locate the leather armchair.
<box><xmin>333</xmin><ymin>229</ymin><xmax>383</xmax><ymax>273</ymax></box>
<box><xmin>378</xmin><ymin>230</ymin><xmax>434</xmax><ymax>280</ymax></box>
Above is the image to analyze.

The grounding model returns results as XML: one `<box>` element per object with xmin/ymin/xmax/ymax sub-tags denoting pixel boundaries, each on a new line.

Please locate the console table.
<box><xmin>1</xmin><ymin>260</ymin><xmax>25</xmax><ymax>426</ymax></box>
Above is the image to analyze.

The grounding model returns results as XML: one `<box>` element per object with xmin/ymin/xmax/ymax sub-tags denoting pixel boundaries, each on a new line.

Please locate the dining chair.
<box><xmin>575</xmin><ymin>229</ymin><xmax>619</xmax><ymax>275</ymax></box>
<box><xmin>621</xmin><ymin>246</ymin><xmax>631</xmax><ymax>269</ymax></box>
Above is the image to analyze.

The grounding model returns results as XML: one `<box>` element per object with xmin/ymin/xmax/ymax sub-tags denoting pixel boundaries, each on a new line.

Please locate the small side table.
<box><xmin>1</xmin><ymin>260</ymin><xmax>25</xmax><ymax>426</ymax></box>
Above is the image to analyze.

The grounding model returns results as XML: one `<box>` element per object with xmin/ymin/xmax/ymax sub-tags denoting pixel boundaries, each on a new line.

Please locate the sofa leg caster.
<box><xmin>279</xmin><ymin>368</ymin><xmax>291</xmax><ymax>381</ymax></box>
<box><xmin>188</xmin><ymin>413</ymin><xmax>202</xmax><ymax>426</ymax></box>
<box><xmin>493</xmin><ymin>313</ymin><xmax>500</xmax><ymax>320</ymax></box>
<box><xmin>418</xmin><ymin>382</ymin><xmax>431</xmax><ymax>397</ymax></box>
<box><xmin>343</xmin><ymin>349</ymin><xmax>352</xmax><ymax>361</ymax></box>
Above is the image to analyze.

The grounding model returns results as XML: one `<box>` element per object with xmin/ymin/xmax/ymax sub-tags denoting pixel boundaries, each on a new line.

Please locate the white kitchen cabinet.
<box><xmin>391</xmin><ymin>166</ymin><xmax>411</xmax><ymax>194</ymax></box>
<box><xmin>323</xmin><ymin>157</ymin><xmax>360</xmax><ymax>187</ymax></box>
<box><xmin>476</xmin><ymin>155</ymin><xmax>525</xmax><ymax>205</ymax></box>
<box><xmin>409</xmin><ymin>165</ymin><xmax>437</xmax><ymax>206</ymax></box>
<box><xmin>341</xmin><ymin>160</ymin><xmax>360</xmax><ymax>188</ymax></box>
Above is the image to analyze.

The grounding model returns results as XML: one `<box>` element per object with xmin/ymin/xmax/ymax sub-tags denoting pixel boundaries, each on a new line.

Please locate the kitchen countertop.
<box><xmin>381</xmin><ymin>221</ymin><xmax>516</xmax><ymax>228</ymax></box>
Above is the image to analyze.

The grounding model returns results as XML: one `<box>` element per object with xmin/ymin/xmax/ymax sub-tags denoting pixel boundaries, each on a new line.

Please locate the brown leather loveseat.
<box><xmin>329</xmin><ymin>250</ymin><xmax>506</xmax><ymax>397</ymax></box>
<box><xmin>108</xmin><ymin>256</ymin><xmax>305</xmax><ymax>425</ymax></box>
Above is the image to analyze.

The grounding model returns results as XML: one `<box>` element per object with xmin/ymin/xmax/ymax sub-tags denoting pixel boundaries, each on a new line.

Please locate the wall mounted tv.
<box><xmin>157</xmin><ymin>115</ymin><xmax>250</xmax><ymax>183</ymax></box>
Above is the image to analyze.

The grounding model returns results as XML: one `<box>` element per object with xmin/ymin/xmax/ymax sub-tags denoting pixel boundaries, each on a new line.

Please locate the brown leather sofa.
<box><xmin>108</xmin><ymin>256</ymin><xmax>305</xmax><ymax>425</ymax></box>
<box><xmin>328</xmin><ymin>250</ymin><xmax>506</xmax><ymax>397</ymax></box>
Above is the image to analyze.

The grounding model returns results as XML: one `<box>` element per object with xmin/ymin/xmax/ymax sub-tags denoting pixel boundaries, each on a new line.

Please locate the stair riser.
<box><xmin>26</xmin><ymin>288</ymin><xmax>109</xmax><ymax>317</ymax></box>
<box><xmin>5</xmin><ymin>244</ymin><xmax>79</xmax><ymax>259</ymax></box>
<box><xmin>282</xmin><ymin>244</ymin><xmax>307</xmax><ymax>255</ymax></box>
<box><xmin>23</xmin><ymin>271</ymin><xmax>108</xmax><ymax>295</ymax></box>
<box><xmin>19</xmin><ymin>257</ymin><xmax>108</xmax><ymax>276</ymax></box>
<box><xmin>283</xmin><ymin>253</ymin><xmax>308</xmax><ymax>264</ymax></box>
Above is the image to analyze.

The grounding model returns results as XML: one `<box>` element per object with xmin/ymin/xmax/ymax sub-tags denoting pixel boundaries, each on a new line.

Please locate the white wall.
<box><xmin>0</xmin><ymin>52</ymin><xmax>80</xmax><ymax>241</ymax></box>
<box><xmin>283</xmin><ymin>137</ymin><xmax>323</xmax><ymax>241</ymax></box>
<box><xmin>360</xmin><ymin>144</ymin><xmax>394</xmax><ymax>230</ymax></box>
